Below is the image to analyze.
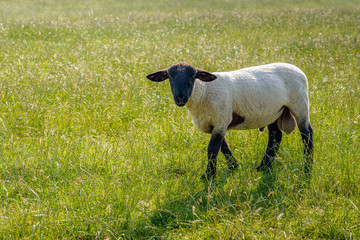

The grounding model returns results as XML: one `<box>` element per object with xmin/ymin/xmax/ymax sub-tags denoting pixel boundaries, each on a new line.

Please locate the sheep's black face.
<box><xmin>146</xmin><ymin>62</ymin><xmax>217</xmax><ymax>107</ymax></box>
<box><xmin>168</xmin><ymin>64</ymin><xmax>197</xmax><ymax>107</ymax></box>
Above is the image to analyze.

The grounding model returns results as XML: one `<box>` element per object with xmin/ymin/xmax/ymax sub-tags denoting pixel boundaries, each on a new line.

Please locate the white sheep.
<box><xmin>147</xmin><ymin>62</ymin><xmax>313</xmax><ymax>179</ymax></box>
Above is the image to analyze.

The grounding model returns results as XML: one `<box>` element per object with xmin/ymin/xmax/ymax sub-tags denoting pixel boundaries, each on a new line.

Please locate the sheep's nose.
<box><xmin>177</xmin><ymin>95</ymin><xmax>186</xmax><ymax>102</ymax></box>
<box><xmin>175</xmin><ymin>95</ymin><xmax>187</xmax><ymax>106</ymax></box>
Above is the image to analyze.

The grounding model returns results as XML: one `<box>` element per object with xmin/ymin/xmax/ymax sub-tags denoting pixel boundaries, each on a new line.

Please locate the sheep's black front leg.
<box><xmin>256</xmin><ymin>121</ymin><xmax>283</xmax><ymax>171</ymax></box>
<box><xmin>221</xmin><ymin>137</ymin><xmax>239</xmax><ymax>170</ymax></box>
<box><xmin>299</xmin><ymin>123</ymin><xmax>313</xmax><ymax>173</ymax></box>
<box><xmin>202</xmin><ymin>133</ymin><xmax>224</xmax><ymax>179</ymax></box>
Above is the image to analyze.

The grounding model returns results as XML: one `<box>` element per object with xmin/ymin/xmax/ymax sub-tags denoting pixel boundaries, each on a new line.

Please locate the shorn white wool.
<box><xmin>147</xmin><ymin>62</ymin><xmax>313</xmax><ymax>179</ymax></box>
<box><xmin>186</xmin><ymin>63</ymin><xmax>309</xmax><ymax>135</ymax></box>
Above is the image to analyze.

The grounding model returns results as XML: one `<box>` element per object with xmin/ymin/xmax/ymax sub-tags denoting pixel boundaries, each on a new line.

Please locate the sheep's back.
<box><xmin>213</xmin><ymin>63</ymin><xmax>308</xmax><ymax>130</ymax></box>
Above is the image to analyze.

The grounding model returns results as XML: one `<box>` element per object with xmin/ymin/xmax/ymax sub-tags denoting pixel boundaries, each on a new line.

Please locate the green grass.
<box><xmin>0</xmin><ymin>0</ymin><xmax>359</xmax><ymax>239</ymax></box>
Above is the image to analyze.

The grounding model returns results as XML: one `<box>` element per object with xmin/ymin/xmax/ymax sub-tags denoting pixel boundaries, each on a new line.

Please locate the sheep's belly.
<box><xmin>229</xmin><ymin>111</ymin><xmax>283</xmax><ymax>130</ymax></box>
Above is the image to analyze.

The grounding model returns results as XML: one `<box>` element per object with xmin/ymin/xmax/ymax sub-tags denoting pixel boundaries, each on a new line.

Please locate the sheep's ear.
<box><xmin>146</xmin><ymin>69</ymin><xmax>169</xmax><ymax>82</ymax></box>
<box><xmin>196</xmin><ymin>69</ymin><xmax>217</xmax><ymax>82</ymax></box>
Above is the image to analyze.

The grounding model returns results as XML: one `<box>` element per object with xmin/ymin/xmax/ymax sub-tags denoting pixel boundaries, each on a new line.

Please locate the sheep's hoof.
<box><xmin>201</xmin><ymin>172</ymin><xmax>216</xmax><ymax>180</ymax></box>
<box><xmin>304</xmin><ymin>162</ymin><xmax>313</xmax><ymax>175</ymax></box>
<box><xmin>228</xmin><ymin>161</ymin><xmax>240</xmax><ymax>170</ymax></box>
<box><xmin>256</xmin><ymin>164</ymin><xmax>271</xmax><ymax>172</ymax></box>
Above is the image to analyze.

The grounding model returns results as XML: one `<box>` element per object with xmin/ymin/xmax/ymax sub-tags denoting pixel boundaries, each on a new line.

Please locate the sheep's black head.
<box><xmin>146</xmin><ymin>62</ymin><xmax>217</xmax><ymax>107</ymax></box>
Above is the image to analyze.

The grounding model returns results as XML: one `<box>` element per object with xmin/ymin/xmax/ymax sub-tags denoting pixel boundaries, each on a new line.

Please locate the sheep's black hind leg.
<box><xmin>299</xmin><ymin>123</ymin><xmax>313</xmax><ymax>173</ymax></box>
<box><xmin>256</xmin><ymin>121</ymin><xmax>283</xmax><ymax>171</ymax></box>
<box><xmin>220</xmin><ymin>137</ymin><xmax>239</xmax><ymax>170</ymax></box>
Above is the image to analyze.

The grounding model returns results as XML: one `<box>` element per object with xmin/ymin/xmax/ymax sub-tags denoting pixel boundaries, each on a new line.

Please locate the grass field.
<box><xmin>0</xmin><ymin>0</ymin><xmax>359</xmax><ymax>239</ymax></box>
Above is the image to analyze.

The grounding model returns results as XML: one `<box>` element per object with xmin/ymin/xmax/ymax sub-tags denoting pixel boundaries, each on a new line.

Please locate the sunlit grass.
<box><xmin>0</xmin><ymin>0</ymin><xmax>359</xmax><ymax>238</ymax></box>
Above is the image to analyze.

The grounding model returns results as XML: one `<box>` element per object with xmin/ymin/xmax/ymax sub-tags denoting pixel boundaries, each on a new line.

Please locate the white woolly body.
<box><xmin>185</xmin><ymin>63</ymin><xmax>310</xmax><ymax>135</ymax></box>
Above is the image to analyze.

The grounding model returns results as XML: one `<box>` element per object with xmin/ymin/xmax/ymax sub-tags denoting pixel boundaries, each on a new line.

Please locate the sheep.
<box><xmin>147</xmin><ymin>62</ymin><xmax>313</xmax><ymax>179</ymax></box>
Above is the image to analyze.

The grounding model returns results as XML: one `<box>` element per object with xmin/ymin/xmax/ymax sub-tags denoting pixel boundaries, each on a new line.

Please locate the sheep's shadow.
<box><xmin>148</xmin><ymin>165</ymin><xmax>312</xmax><ymax>235</ymax></box>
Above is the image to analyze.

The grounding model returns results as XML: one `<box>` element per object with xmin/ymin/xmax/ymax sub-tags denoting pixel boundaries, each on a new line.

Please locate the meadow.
<box><xmin>0</xmin><ymin>0</ymin><xmax>359</xmax><ymax>239</ymax></box>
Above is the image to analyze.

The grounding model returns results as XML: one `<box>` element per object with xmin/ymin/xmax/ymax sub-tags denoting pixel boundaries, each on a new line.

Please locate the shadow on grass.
<box><xmin>146</xmin><ymin>164</ymin><xmax>313</xmax><ymax>238</ymax></box>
